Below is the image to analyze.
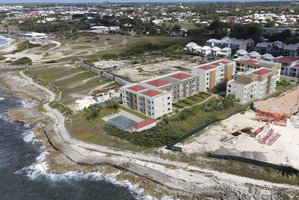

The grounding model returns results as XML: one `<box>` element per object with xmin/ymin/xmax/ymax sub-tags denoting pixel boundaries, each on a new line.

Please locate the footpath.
<box><xmin>20</xmin><ymin>70</ymin><xmax>299</xmax><ymax>195</ymax></box>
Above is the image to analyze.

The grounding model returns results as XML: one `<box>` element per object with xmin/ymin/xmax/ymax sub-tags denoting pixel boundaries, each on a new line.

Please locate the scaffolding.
<box><xmin>255</xmin><ymin>110</ymin><xmax>288</xmax><ymax>127</ymax></box>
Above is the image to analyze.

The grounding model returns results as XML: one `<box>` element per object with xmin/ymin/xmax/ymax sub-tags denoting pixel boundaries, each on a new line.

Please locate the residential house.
<box><xmin>201</xmin><ymin>46</ymin><xmax>211</xmax><ymax>56</ymax></box>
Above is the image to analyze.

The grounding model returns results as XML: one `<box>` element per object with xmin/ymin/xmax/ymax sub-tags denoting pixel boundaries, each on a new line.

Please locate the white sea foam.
<box><xmin>0</xmin><ymin>112</ymin><xmax>8</xmax><ymax>121</ymax></box>
<box><xmin>22</xmin><ymin>130</ymin><xmax>36</xmax><ymax>143</ymax></box>
<box><xmin>20</xmin><ymin>99</ymin><xmax>35</xmax><ymax>108</ymax></box>
<box><xmin>0</xmin><ymin>97</ymin><xmax>4</xmax><ymax>101</ymax></box>
<box><xmin>19</xmin><ymin>148</ymin><xmax>153</xmax><ymax>200</ymax></box>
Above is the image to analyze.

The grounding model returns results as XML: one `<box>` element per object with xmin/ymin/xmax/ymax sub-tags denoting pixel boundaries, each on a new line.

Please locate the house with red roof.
<box><xmin>191</xmin><ymin>59</ymin><xmax>236</xmax><ymax>92</ymax></box>
<box><xmin>131</xmin><ymin>119</ymin><xmax>157</xmax><ymax>132</ymax></box>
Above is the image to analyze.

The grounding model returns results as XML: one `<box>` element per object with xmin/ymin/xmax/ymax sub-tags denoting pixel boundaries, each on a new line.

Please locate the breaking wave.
<box><xmin>16</xmin><ymin>149</ymin><xmax>150</xmax><ymax>200</ymax></box>
<box><xmin>20</xmin><ymin>99</ymin><xmax>36</xmax><ymax>108</ymax></box>
<box><xmin>0</xmin><ymin>97</ymin><xmax>4</xmax><ymax>101</ymax></box>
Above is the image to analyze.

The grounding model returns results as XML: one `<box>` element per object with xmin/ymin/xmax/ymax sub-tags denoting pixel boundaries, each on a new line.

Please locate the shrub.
<box><xmin>105</xmin><ymin>100</ymin><xmax>119</xmax><ymax>109</ymax></box>
<box><xmin>84</xmin><ymin>103</ymin><xmax>103</xmax><ymax>120</ymax></box>
<box><xmin>12</xmin><ymin>40</ymin><xmax>41</xmax><ymax>53</ymax></box>
<box><xmin>11</xmin><ymin>57</ymin><xmax>32</xmax><ymax>65</ymax></box>
<box><xmin>101</xmin><ymin>53</ymin><xmax>118</xmax><ymax>60</ymax></box>
<box><xmin>278</xmin><ymin>79</ymin><xmax>291</xmax><ymax>86</ymax></box>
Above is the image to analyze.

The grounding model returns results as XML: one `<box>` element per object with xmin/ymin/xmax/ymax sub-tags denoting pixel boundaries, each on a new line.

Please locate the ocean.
<box><xmin>0</xmin><ymin>36</ymin><xmax>11</xmax><ymax>48</ymax></box>
<box><xmin>0</xmin><ymin>89</ymin><xmax>142</xmax><ymax>200</ymax></box>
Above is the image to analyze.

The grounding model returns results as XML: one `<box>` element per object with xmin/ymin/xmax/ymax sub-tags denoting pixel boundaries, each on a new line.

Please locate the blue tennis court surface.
<box><xmin>107</xmin><ymin>115</ymin><xmax>137</xmax><ymax>131</ymax></box>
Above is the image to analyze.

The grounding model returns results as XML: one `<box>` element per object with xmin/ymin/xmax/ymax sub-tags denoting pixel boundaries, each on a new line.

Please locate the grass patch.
<box><xmin>12</xmin><ymin>40</ymin><xmax>41</xmax><ymax>53</ymax></box>
<box><xmin>66</xmin><ymin>108</ymin><xmax>149</xmax><ymax>152</ymax></box>
<box><xmin>30</xmin><ymin>66</ymin><xmax>85</xmax><ymax>83</ymax></box>
<box><xmin>41</xmin><ymin>43</ymin><xmax>57</xmax><ymax>50</ymax></box>
<box><xmin>119</xmin><ymin>105</ymin><xmax>149</xmax><ymax>120</ymax></box>
<box><xmin>73</xmin><ymin>45</ymin><xmax>92</xmax><ymax>49</ymax></box>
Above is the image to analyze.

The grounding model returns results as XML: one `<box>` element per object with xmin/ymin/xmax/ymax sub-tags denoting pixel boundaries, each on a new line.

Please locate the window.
<box><xmin>167</xmin><ymin>97</ymin><xmax>170</xmax><ymax>100</ymax></box>
<box><xmin>228</xmin><ymin>90</ymin><xmax>231</xmax><ymax>92</ymax></box>
<box><xmin>168</xmin><ymin>108</ymin><xmax>171</xmax><ymax>111</ymax></box>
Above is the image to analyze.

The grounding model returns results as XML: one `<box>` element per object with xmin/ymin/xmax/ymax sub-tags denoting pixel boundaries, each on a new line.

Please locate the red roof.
<box><xmin>170</xmin><ymin>73</ymin><xmax>192</xmax><ymax>80</ymax></box>
<box><xmin>198</xmin><ymin>65</ymin><xmax>214</xmax><ymax>70</ymax></box>
<box><xmin>132</xmin><ymin>119</ymin><xmax>156</xmax><ymax>129</ymax></box>
<box><xmin>128</xmin><ymin>85</ymin><xmax>147</xmax><ymax>92</ymax></box>
<box><xmin>245</xmin><ymin>59</ymin><xmax>259</xmax><ymax>64</ymax></box>
<box><xmin>252</xmin><ymin>69</ymin><xmax>272</xmax><ymax>76</ymax></box>
<box><xmin>147</xmin><ymin>79</ymin><xmax>171</xmax><ymax>87</ymax></box>
<box><xmin>211</xmin><ymin>60</ymin><xmax>231</xmax><ymax>66</ymax></box>
<box><xmin>274</xmin><ymin>56</ymin><xmax>299</xmax><ymax>63</ymax></box>
<box><xmin>142</xmin><ymin>90</ymin><xmax>162</xmax><ymax>97</ymax></box>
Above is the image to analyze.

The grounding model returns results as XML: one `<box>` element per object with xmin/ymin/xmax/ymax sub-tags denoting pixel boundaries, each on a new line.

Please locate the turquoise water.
<box><xmin>107</xmin><ymin>115</ymin><xmax>137</xmax><ymax>130</ymax></box>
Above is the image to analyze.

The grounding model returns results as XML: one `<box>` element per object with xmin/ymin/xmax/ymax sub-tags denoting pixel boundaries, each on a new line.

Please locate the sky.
<box><xmin>0</xmin><ymin>0</ymin><xmax>292</xmax><ymax>3</ymax></box>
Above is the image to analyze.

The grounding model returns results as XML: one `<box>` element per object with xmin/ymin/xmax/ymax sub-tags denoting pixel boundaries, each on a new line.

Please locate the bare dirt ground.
<box><xmin>114</xmin><ymin>60</ymin><xmax>196</xmax><ymax>81</ymax></box>
<box><xmin>254</xmin><ymin>86</ymin><xmax>299</xmax><ymax>116</ymax></box>
<box><xmin>177</xmin><ymin>109</ymin><xmax>299</xmax><ymax>169</ymax></box>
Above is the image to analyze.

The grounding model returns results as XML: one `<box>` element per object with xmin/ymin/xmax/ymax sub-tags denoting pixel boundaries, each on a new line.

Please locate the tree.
<box><xmin>278</xmin><ymin>79</ymin><xmax>291</xmax><ymax>86</ymax></box>
<box><xmin>84</xmin><ymin>103</ymin><xmax>102</xmax><ymax>120</ymax></box>
<box><xmin>172</xmin><ymin>24</ymin><xmax>181</xmax><ymax>32</ymax></box>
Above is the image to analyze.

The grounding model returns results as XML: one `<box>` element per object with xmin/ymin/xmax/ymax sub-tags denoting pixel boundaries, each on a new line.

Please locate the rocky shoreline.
<box><xmin>0</xmin><ymin>71</ymin><xmax>203</xmax><ymax>199</ymax></box>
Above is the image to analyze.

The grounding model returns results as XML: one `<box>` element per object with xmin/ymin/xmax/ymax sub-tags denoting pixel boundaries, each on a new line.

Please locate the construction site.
<box><xmin>177</xmin><ymin>85</ymin><xmax>299</xmax><ymax>169</ymax></box>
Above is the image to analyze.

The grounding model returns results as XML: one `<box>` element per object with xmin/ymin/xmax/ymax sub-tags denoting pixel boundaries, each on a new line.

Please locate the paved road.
<box><xmin>20</xmin><ymin>70</ymin><xmax>299</xmax><ymax>192</ymax></box>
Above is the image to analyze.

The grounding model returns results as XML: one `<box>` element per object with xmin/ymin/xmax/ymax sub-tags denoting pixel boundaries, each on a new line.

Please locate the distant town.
<box><xmin>0</xmin><ymin>1</ymin><xmax>299</xmax><ymax>199</ymax></box>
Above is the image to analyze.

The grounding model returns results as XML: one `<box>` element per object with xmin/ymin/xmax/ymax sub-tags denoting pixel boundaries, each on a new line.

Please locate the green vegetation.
<box><xmin>105</xmin><ymin>100</ymin><xmax>120</xmax><ymax>109</ymax></box>
<box><xmin>277</xmin><ymin>79</ymin><xmax>291</xmax><ymax>87</ymax></box>
<box><xmin>173</xmin><ymin>93</ymin><xmax>210</xmax><ymax>108</ymax></box>
<box><xmin>41</xmin><ymin>43</ymin><xmax>57</xmax><ymax>50</ymax></box>
<box><xmin>119</xmin><ymin>105</ymin><xmax>149</xmax><ymax>120</ymax></box>
<box><xmin>104</xmin><ymin>96</ymin><xmax>245</xmax><ymax>148</ymax></box>
<box><xmin>66</xmin><ymin>107</ymin><xmax>149</xmax><ymax>152</ymax></box>
<box><xmin>11</xmin><ymin>57</ymin><xmax>32</xmax><ymax>65</ymax></box>
<box><xmin>12</xmin><ymin>40</ymin><xmax>41</xmax><ymax>54</ymax></box>
<box><xmin>73</xmin><ymin>45</ymin><xmax>92</xmax><ymax>49</ymax></box>
<box><xmin>83</xmin><ymin>103</ymin><xmax>103</xmax><ymax>120</ymax></box>
<box><xmin>101</xmin><ymin>52</ymin><xmax>118</xmax><ymax>60</ymax></box>
<box><xmin>84</xmin><ymin>57</ymin><xmax>98</xmax><ymax>65</ymax></box>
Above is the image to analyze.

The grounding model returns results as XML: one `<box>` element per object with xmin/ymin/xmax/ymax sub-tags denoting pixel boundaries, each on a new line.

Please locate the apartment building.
<box><xmin>141</xmin><ymin>72</ymin><xmax>200</xmax><ymax>102</ymax></box>
<box><xmin>191</xmin><ymin>60</ymin><xmax>236</xmax><ymax>92</ymax></box>
<box><xmin>226</xmin><ymin>68</ymin><xmax>279</xmax><ymax>103</ymax></box>
<box><xmin>121</xmin><ymin>84</ymin><xmax>172</xmax><ymax>119</ymax></box>
<box><xmin>234</xmin><ymin>58</ymin><xmax>282</xmax><ymax>77</ymax></box>
<box><xmin>274</xmin><ymin>56</ymin><xmax>299</xmax><ymax>78</ymax></box>
<box><xmin>121</xmin><ymin>72</ymin><xmax>200</xmax><ymax>118</ymax></box>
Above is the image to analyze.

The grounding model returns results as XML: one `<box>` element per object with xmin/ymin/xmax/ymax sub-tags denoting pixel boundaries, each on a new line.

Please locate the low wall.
<box><xmin>90</xmin><ymin>66</ymin><xmax>102</xmax><ymax>75</ymax></box>
<box><xmin>115</xmin><ymin>77</ymin><xmax>131</xmax><ymax>86</ymax></box>
<box><xmin>101</xmin><ymin>71</ymin><xmax>114</xmax><ymax>80</ymax></box>
<box><xmin>208</xmin><ymin>153</ymin><xmax>299</xmax><ymax>174</ymax></box>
